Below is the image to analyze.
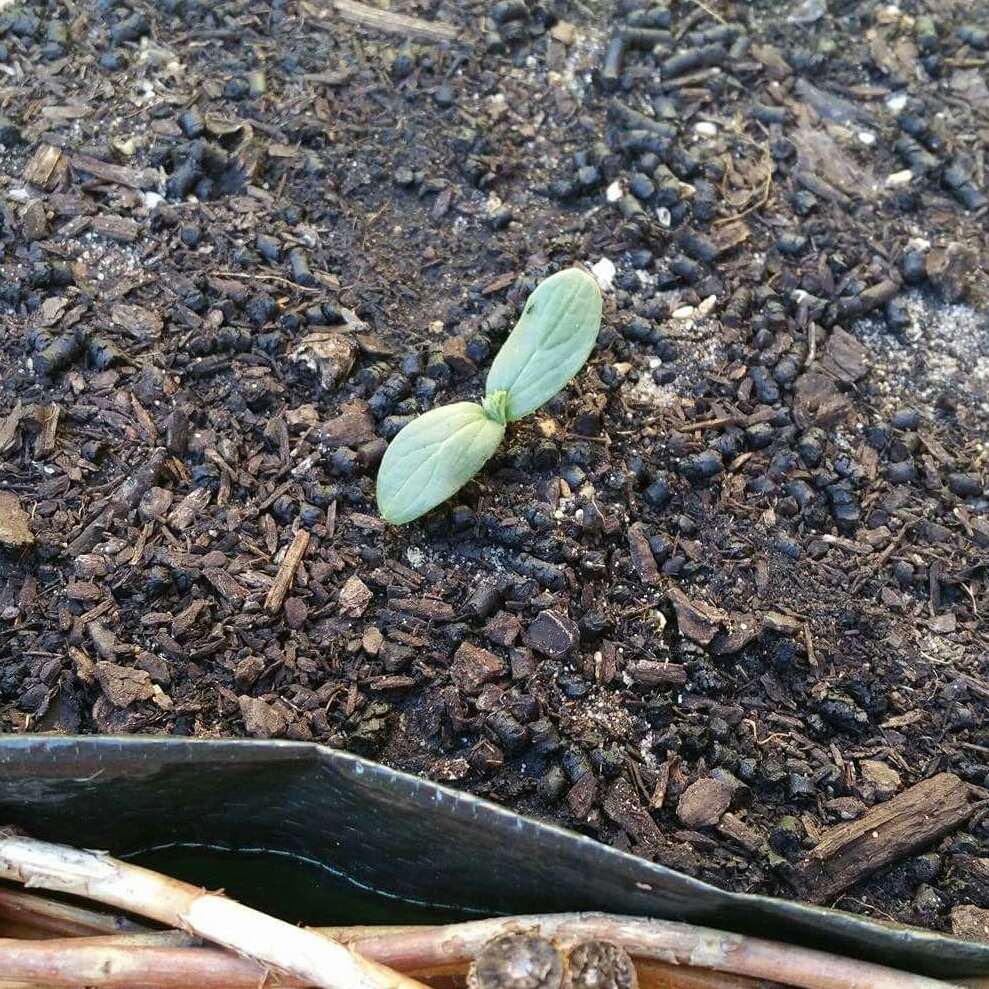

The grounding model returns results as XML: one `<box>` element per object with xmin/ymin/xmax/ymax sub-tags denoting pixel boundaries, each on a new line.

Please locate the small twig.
<box><xmin>849</xmin><ymin>524</ymin><xmax>912</xmax><ymax>595</ymax></box>
<box><xmin>309</xmin><ymin>0</ymin><xmax>458</xmax><ymax>42</ymax></box>
<box><xmin>0</xmin><ymin>833</ymin><xmax>428</xmax><ymax>989</ymax></box>
<box><xmin>264</xmin><ymin>528</ymin><xmax>310</xmax><ymax>613</ymax></box>
<box><xmin>683</xmin><ymin>0</ymin><xmax>727</xmax><ymax>26</ymax></box>
<box><xmin>0</xmin><ymin>886</ymin><xmax>155</xmax><ymax>938</ymax></box>
<box><xmin>803</xmin><ymin>323</ymin><xmax>818</xmax><ymax>367</ymax></box>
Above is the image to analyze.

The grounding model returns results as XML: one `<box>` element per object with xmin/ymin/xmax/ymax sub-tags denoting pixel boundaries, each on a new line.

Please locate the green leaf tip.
<box><xmin>481</xmin><ymin>389</ymin><xmax>508</xmax><ymax>425</ymax></box>
<box><xmin>486</xmin><ymin>266</ymin><xmax>603</xmax><ymax>421</ymax></box>
<box><xmin>375</xmin><ymin>402</ymin><xmax>505</xmax><ymax>525</ymax></box>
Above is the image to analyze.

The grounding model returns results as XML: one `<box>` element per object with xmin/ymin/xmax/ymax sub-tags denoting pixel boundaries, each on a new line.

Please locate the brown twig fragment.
<box><xmin>0</xmin><ymin>832</ymin><xmax>429</xmax><ymax>989</ymax></box>
<box><xmin>264</xmin><ymin>528</ymin><xmax>310</xmax><ymax>613</ymax></box>
<box><xmin>313</xmin><ymin>0</ymin><xmax>458</xmax><ymax>42</ymax></box>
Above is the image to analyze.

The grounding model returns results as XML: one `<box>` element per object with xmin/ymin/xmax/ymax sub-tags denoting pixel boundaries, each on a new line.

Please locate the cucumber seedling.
<box><xmin>376</xmin><ymin>267</ymin><xmax>604</xmax><ymax>525</ymax></box>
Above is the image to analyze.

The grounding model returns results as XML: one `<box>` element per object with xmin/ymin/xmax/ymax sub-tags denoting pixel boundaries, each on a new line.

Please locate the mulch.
<box><xmin>1</xmin><ymin>0</ymin><xmax>988</xmax><ymax>937</ymax></box>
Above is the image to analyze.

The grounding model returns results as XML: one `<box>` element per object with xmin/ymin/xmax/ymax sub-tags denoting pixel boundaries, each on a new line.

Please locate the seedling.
<box><xmin>376</xmin><ymin>267</ymin><xmax>603</xmax><ymax>525</ymax></box>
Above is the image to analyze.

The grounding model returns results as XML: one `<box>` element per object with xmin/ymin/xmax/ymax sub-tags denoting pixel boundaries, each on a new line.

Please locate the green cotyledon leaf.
<box><xmin>485</xmin><ymin>267</ymin><xmax>603</xmax><ymax>421</ymax></box>
<box><xmin>375</xmin><ymin>402</ymin><xmax>505</xmax><ymax>525</ymax></box>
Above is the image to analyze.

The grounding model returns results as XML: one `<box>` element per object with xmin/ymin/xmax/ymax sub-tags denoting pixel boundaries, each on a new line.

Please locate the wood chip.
<box><xmin>265</xmin><ymin>529</ymin><xmax>311</xmax><ymax>614</ymax></box>
<box><xmin>677</xmin><ymin>778</ymin><xmax>733</xmax><ymax>828</ymax></box>
<box><xmin>71</xmin><ymin>154</ymin><xmax>161</xmax><ymax>190</ymax></box>
<box><xmin>668</xmin><ymin>588</ymin><xmax>725</xmax><ymax>646</ymax></box>
<box><xmin>0</xmin><ymin>492</ymin><xmax>35</xmax><ymax>550</ymax></box>
<box><xmin>167</xmin><ymin>488</ymin><xmax>212</xmax><ymax>530</ymax></box>
<box><xmin>450</xmin><ymin>642</ymin><xmax>506</xmax><ymax>694</ymax></box>
<box><xmin>339</xmin><ymin>574</ymin><xmax>373</xmax><ymax>617</ymax></box>
<box><xmin>627</xmin><ymin>523</ymin><xmax>660</xmax><ymax>585</ymax></box>
<box><xmin>795</xmin><ymin>773</ymin><xmax>976</xmax><ymax>902</ymax></box>
<box><xmin>239</xmin><ymin>695</ymin><xmax>288</xmax><ymax>738</ymax></box>
<box><xmin>0</xmin><ymin>400</ymin><xmax>26</xmax><ymax>455</ymax></box>
<box><xmin>90</xmin><ymin>214</ymin><xmax>141</xmax><ymax>243</ymax></box>
<box><xmin>23</xmin><ymin>144</ymin><xmax>69</xmax><ymax>191</ymax></box>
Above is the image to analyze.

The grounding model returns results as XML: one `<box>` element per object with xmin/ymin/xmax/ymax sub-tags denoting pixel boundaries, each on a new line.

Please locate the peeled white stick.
<box><xmin>0</xmin><ymin>832</ymin><xmax>428</xmax><ymax>989</ymax></box>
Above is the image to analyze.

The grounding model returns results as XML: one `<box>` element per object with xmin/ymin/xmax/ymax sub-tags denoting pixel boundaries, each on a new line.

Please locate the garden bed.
<box><xmin>0</xmin><ymin>0</ymin><xmax>987</xmax><ymax>938</ymax></box>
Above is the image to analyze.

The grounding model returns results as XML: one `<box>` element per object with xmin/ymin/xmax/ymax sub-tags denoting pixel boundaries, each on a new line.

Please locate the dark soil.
<box><xmin>1</xmin><ymin>0</ymin><xmax>988</xmax><ymax>938</ymax></box>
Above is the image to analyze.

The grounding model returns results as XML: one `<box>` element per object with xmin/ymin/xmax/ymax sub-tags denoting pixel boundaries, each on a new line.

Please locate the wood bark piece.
<box><xmin>0</xmin><ymin>833</ymin><xmax>428</xmax><ymax>989</ymax></box>
<box><xmin>323</xmin><ymin>0</ymin><xmax>458</xmax><ymax>42</ymax></box>
<box><xmin>264</xmin><ymin>528</ymin><xmax>310</xmax><ymax>613</ymax></box>
<box><xmin>795</xmin><ymin>772</ymin><xmax>977</xmax><ymax>902</ymax></box>
<box><xmin>70</xmin><ymin>154</ymin><xmax>161</xmax><ymax>190</ymax></box>
<box><xmin>0</xmin><ymin>492</ymin><xmax>35</xmax><ymax>550</ymax></box>
<box><xmin>22</xmin><ymin>145</ymin><xmax>68</xmax><ymax>190</ymax></box>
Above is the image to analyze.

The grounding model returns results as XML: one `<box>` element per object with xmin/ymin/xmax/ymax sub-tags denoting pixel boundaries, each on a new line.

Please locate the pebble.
<box><xmin>749</xmin><ymin>366</ymin><xmax>780</xmax><ymax>404</ymax></box>
<box><xmin>745</xmin><ymin>422</ymin><xmax>774</xmax><ymax>450</ymax></box>
<box><xmin>886</xmin><ymin>169</ymin><xmax>914</xmax><ymax>187</ymax></box>
<box><xmin>287</xmin><ymin>248</ymin><xmax>316</xmax><ymax>286</ymax></box>
<box><xmin>948</xmin><ymin>473</ymin><xmax>983</xmax><ymax>497</ymax></box>
<box><xmin>787</xmin><ymin>773</ymin><xmax>816</xmax><ymax>802</ymax></box>
<box><xmin>576</xmin><ymin>164</ymin><xmax>601</xmax><ymax>188</ymax></box>
<box><xmin>223</xmin><ymin>77</ymin><xmax>251</xmax><ymax>100</ymax></box>
<box><xmin>680</xmin><ymin>450</ymin><xmax>724</xmax><ymax>482</ymax></box>
<box><xmin>590</xmin><ymin>257</ymin><xmax>616</xmax><ymax>290</ymax></box>
<box><xmin>109</xmin><ymin>12</ymin><xmax>150</xmax><ymax>45</ymax></box>
<box><xmin>891</xmin><ymin>408</ymin><xmax>920</xmax><ymax>430</ymax></box>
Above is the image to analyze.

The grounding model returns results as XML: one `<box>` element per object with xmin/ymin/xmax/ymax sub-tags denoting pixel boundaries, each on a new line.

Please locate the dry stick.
<box><xmin>0</xmin><ymin>886</ymin><xmax>156</xmax><ymax>938</ymax></box>
<box><xmin>264</xmin><ymin>527</ymin><xmax>310</xmax><ymax>613</ymax></box>
<box><xmin>318</xmin><ymin>0</ymin><xmax>458</xmax><ymax>42</ymax></box>
<box><xmin>0</xmin><ymin>938</ymin><xmax>283</xmax><ymax>989</ymax></box>
<box><xmin>0</xmin><ymin>905</ymin><xmax>971</xmax><ymax>989</ymax></box>
<box><xmin>0</xmin><ymin>915</ymin><xmax>968</xmax><ymax>989</ymax></box>
<box><xmin>635</xmin><ymin>960</ymin><xmax>784</xmax><ymax>989</ymax></box>
<box><xmin>0</xmin><ymin>833</ymin><xmax>428</xmax><ymax>989</ymax></box>
<box><xmin>0</xmin><ymin>938</ymin><xmax>775</xmax><ymax>989</ymax></box>
<box><xmin>347</xmin><ymin>915</ymin><xmax>967</xmax><ymax>989</ymax></box>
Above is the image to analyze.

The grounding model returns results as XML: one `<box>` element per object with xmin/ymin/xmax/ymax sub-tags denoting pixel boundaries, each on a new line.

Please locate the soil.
<box><xmin>1</xmin><ymin>0</ymin><xmax>988</xmax><ymax>939</ymax></box>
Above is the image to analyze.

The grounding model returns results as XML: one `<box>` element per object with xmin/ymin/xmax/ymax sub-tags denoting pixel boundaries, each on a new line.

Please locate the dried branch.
<box><xmin>0</xmin><ymin>833</ymin><xmax>429</xmax><ymax>989</ymax></box>
<box><xmin>0</xmin><ymin>886</ymin><xmax>155</xmax><ymax>938</ymax></box>
<box><xmin>348</xmin><ymin>914</ymin><xmax>964</xmax><ymax>989</ymax></box>
<box><xmin>0</xmin><ymin>910</ymin><xmax>967</xmax><ymax>989</ymax></box>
